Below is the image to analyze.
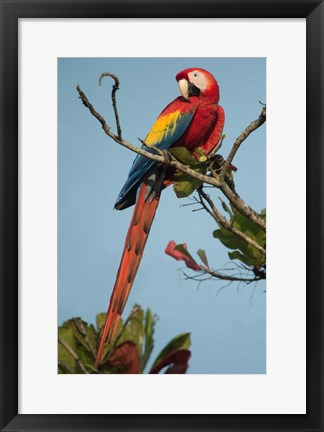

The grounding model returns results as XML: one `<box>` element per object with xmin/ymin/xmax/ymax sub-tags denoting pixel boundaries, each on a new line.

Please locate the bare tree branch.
<box><xmin>220</xmin><ymin>106</ymin><xmax>266</xmax><ymax>180</ymax></box>
<box><xmin>219</xmin><ymin>182</ymin><xmax>266</xmax><ymax>230</ymax></box>
<box><xmin>200</xmin><ymin>265</ymin><xmax>265</xmax><ymax>282</ymax></box>
<box><xmin>182</xmin><ymin>265</ymin><xmax>265</xmax><ymax>284</ymax></box>
<box><xmin>77</xmin><ymin>84</ymin><xmax>208</xmax><ymax>177</ymax></box>
<box><xmin>99</xmin><ymin>72</ymin><xmax>122</xmax><ymax>139</ymax></box>
<box><xmin>76</xmin><ymin>77</ymin><xmax>266</xmax><ymax>232</ymax></box>
<box><xmin>207</xmin><ymin>155</ymin><xmax>266</xmax><ymax>231</ymax></box>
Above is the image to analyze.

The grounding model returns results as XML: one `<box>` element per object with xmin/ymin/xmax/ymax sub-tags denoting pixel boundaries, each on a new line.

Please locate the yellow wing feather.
<box><xmin>144</xmin><ymin>111</ymin><xmax>183</xmax><ymax>147</ymax></box>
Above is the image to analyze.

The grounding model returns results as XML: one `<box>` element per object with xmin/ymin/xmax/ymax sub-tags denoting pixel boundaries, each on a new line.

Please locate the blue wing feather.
<box><xmin>115</xmin><ymin>107</ymin><xmax>196</xmax><ymax>210</ymax></box>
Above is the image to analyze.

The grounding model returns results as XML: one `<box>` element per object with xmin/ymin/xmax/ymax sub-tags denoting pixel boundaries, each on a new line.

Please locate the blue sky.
<box><xmin>58</xmin><ymin>58</ymin><xmax>266</xmax><ymax>374</ymax></box>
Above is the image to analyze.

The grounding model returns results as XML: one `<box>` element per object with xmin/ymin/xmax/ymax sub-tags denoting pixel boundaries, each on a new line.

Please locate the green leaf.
<box><xmin>117</xmin><ymin>306</ymin><xmax>145</xmax><ymax>355</ymax></box>
<box><xmin>233</xmin><ymin>213</ymin><xmax>257</xmax><ymax>236</ymax></box>
<box><xmin>58</xmin><ymin>320</ymin><xmax>78</xmax><ymax>372</ymax></box>
<box><xmin>151</xmin><ymin>333</ymin><xmax>191</xmax><ymax>371</ymax></box>
<box><xmin>72</xmin><ymin>318</ymin><xmax>97</xmax><ymax>358</ymax></box>
<box><xmin>173</xmin><ymin>175</ymin><xmax>203</xmax><ymax>198</ymax></box>
<box><xmin>58</xmin><ymin>361</ymin><xmax>73</xmax><ymax>374</ymax></box>
<box><xmin>169</xmin><ymin>147</ymin><xmax>208</xmax><ymax>198</ymax></box>
<box><xmin>141</xmin><ymin>308</ymin><xmax>155</xmax><ymax>372</ymax></box>
<box><xmin>213</xmin><ymin>228</ymin><xmax>249</xmax><ymax>253</ymax></box>
<box><xmin>213</xmin><ymin>213</ymin><xmax>266</xmax><ymax>268</ymax></box>
<box><xmin>96</xmin><ymin>313</ymin><xmax>107</xmax><ymax>332</ymax></box>
<box><xmin>59</xmin><ymin>308</ymin><xmax>192</xmax><ymax>374</ymax></box>
<box><xmin>169</xmin><ymin>147</ymin><xmax>200</xmax><ymax>166</ymax></box>
<box><xmin>58</xmin><ymin>318</ymin><xmax>94</xmax><ymax>373</ymax></box>
<box><xmin>219</xmin><ymin>198</ymin><xmax>233</xmax><ymax>218</ymax></box>
<box><xmin>232</xmin><ymin>212</ymin><xmax>266</xmax><ymax>249</ymax></box>
<box><xmin>228</xmin><ymin>251</ymin><xmax>264</xmax><ymax>267</ymax></box>
<box><xmin>197</xmin><ymin>249</ymin><xmax>209</xmax><ymax>267</ymax></box>
<box><xmin>84</xmin><ymin>364</ymin><xmax>100</xmax><ymax>374</ymax></box>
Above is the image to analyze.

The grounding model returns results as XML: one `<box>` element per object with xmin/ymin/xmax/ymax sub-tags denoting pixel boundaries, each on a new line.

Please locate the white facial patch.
<box><xmin>188</xmin><ymin>70</ymin><xmax>208</xmax><ymax>92</ymax></box>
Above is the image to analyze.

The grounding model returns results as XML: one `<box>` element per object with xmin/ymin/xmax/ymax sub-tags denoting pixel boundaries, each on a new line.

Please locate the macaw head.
<box><xmin>175</xmin><ymin>68</ymin><xmax>220</xmax><ymax>102</ymax></box>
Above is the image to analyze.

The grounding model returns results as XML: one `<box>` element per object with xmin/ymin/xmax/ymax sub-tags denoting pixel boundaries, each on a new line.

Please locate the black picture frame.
<box><xmin>1</xmin><ymin>1</ymin><xmax>323</xmax><ymax>431</ymax></box>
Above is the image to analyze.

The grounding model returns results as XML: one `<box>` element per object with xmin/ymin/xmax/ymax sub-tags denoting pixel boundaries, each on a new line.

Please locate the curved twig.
<box><xmin>99</xmin><ymin>72</ymin><xmax>122</xmax><ymax>139</ymax></box>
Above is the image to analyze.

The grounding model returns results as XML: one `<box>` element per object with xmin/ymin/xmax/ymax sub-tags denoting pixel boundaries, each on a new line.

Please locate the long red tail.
<box><xmin>95</xmin><ymin>172</ymin><xmax>163</xmax><ymax>368</ymax></box>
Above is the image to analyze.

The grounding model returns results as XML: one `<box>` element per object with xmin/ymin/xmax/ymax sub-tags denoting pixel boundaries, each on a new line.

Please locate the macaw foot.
<box><xmin>161</xmin><ymin>149</ymin><xmax>172</xmax><ymax>166</ymax></box>
<box><xmin>210</xmin><ymin>154</ymin><xmax>238</xmax><ymax>172</ymax></box>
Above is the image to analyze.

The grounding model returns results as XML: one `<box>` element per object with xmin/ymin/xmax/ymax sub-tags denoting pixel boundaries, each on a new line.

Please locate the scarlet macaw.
<box><xmin>95</xmin><ymin>68</ymin><xmax>225</xmax><ymax>368</ymax></box>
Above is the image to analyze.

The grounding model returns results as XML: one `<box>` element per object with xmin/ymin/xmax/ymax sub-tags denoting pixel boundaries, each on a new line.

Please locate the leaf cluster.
<box><xmin>169</xmin><ymin>147</ymin><xmax>209</xmax><ymax>198</ymax></box>
<box><xmin>58</xmin><ymin>306</ymin><xmax>191</xmax><ymax>374</ymax></box>
<box><xmin>213</xmin><ymin>202</ymin><xmax>266</xmax><ymax>268</ymax></box>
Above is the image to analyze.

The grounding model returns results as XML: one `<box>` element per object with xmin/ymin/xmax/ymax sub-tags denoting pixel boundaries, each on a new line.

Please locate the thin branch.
<box><xmin>76</xmin><ymin>84</ymin><xmax>221</xmax><ymax>184</ymax></box>
<box><xmin>183</xmin><ymin>266</ymin><xmax>263</xmax><ymax>283</ymax></box>
<box><xmin>99</xmin><ymin>72</ymin><xmax>122</xmax><ymax>139</ymax></box>
<box><xmin>198</xmin><ymin>188</ymin><xmax>266</xmax><ymax>255</ymax></box>
<box><xmin>220</xmin><ymin>182</ymin><xmax>266</xmax><ymax>231</ymax></box>
<box><xmin>58</xmin><ymin>337</ymin><xmax>89</xmax><ymax>374</ymax></box>
<box><xmin>220</xmin><ymin>106</ymin><xmax>266</xmax><ymax>180</ymax></box>
<box><xmin>76</xmin><ymin>82</ymin><xmax>266</xmax><ymax>232</ymax></box>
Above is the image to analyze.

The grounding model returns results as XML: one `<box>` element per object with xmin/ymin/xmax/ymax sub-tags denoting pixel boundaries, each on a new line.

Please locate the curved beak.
<box><xmin>178</xmin><ymin>78</ymin><xmax>189</xmax><ymax>100</ymax></box>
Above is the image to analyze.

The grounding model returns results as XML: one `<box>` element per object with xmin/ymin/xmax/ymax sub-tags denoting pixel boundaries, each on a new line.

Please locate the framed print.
<box><xmin>1</xmin><ymin>1</ymin><xmax>323</xmax><ymax>431</ymax></box>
